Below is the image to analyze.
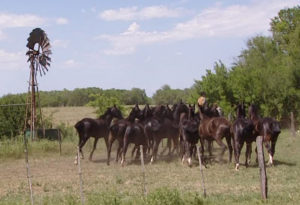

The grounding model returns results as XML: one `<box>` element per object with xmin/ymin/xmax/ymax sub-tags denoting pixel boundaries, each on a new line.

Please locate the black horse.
<box><xmin>248</xmin><ymin>104</ymin><xmax>281</xmax><ymax>166</ymax></box>
<box><xmin>74</xmin><ymin>105</ymin><xmax>123</xmax><ymax>164</ymax></box>
<box><xmin>120</xmin><ymin>119</ymin><xmax>148</xmax><ymax>166</ymax></box>
<box><xmin>147</xmin><ymin>102</ymin><xmax>189</xmax><ymax>164</ymax></box>
<box><xmin>232</xmin><ymin>103</ymin><xmax>255</xmax><ymax>170</ymax></box>
<box><xmin>106</xmin><ymin>104</ymin><xmax>142</xmax><ymax>165</ymax></box>
<box><xmin>180</xmin><ymin>104</ymin><xmax>200</xmax><ymax>166</ymax></box>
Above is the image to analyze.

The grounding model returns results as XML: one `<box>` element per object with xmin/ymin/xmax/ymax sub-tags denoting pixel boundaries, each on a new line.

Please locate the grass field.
<box><xmin>0</xmin><ymin>107</ymin><xmax>300</xmax><ymax>204</ymax></box>
<box><xmin>43</xmin><ymin>106</ymin><xmax>97</xmax><ymax>127</ymax></box>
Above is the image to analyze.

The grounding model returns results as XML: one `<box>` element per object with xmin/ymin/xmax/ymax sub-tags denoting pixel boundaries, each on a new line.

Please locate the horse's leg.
<box><xmin>151</xmin><ymin>137</ymin><xmax>161</xmax><ymax>164</ymax></box>
<box><xmin>245</xmin><ymin>143</ymin><xmax>251</xmax><ymax>167</ymax></box>
<box><xmin>247</xmin><ymin>143</ymin><xmax>252</xmax><ymax>164</ymax></box>
<box><xmin>135</xmin><ymin>146</ymin><xmax>141</xmax><ymax>160</ymax></box>
<box><xmin>225</xmin><ymin>135</ymin><xmax>233</xmax><ymax>163</ymax></box>
<box><xmin>264</xmin><ymin>141</ymin><xmax>273</xmax><ymax>166</ymax></box>
<box><xmin>160</xmin><ymin>138</ymin><xmax>169</xmax><ymax>155</ymax></box>
<box><xmin>75</xmin><ymin>136</ymin><xmax>88</xmax><ymax>165</ymax></box>
<box><xmin>171</xmin><ymin>133</ymin><xmax>179</xmax><ymax>155</ymax></box>
<box><xmin>185</xmin><ymin>141</ymin><xmax>192</xmax><ymax>166</ymax></box>
<box><xmin>89</xmin><ymin>137</ymin><xmax>99</xmax><ymax>161</ymax></box>
<box><xmin>208</xmin><ymin>140</ymin><xmax>213</xmax><ymax>157</ymax></box>
<box><xmin>115</xmin><ymin>140</ymin><xmax>123</xmax><ymax>163</ymax></box>
<box><xmin>107</xmin><ymin>134</ymin><xmax>116</xmax><ymax>166</ymax></box>
<box><xmin>121</xmin><ymin>137</ymin><xmax>129</xmax><ymax>166</ymax></box>
<box><xmin>131</xmin><ymin>145</ymin><xmax>137</xmax><ymax>159</ymax></box>
<box><xmin>232</xmin><ymin>136</ymin><xmax>239</xmax><ymax>170</ymax></box>
<box><xmin>214</xmin><ymin>136</ymin><xmax>227</xmax><ymax>162</ymax></box>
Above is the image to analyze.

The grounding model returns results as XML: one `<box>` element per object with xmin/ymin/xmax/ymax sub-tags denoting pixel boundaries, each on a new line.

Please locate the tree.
<box><xmin>0</xmin><ymin>94</ymin><xmax>27</xmax><ymax>138</ymax></box>
<box><xmin>88</xmin><ymin>92</ymin><xmax>124</xmax><ymax>116</ymax></box>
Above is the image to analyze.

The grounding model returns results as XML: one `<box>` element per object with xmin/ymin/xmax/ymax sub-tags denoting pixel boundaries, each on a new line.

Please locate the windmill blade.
<box><xmin>26</xmin><ymin>28</ymin><xmax>51</xmax><ymax>76</ymax></box>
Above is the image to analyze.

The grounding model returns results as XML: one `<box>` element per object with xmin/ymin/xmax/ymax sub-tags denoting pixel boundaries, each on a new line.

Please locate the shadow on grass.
<box><xmin>273</xmin><ymin>159</ymin><xmax>296</xmax><ymax>167</ymax></box>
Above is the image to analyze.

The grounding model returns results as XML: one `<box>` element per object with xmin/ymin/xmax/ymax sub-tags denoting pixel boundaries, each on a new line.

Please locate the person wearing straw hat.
<box><xmin>197</xmin><ymin>92</ymin><xmax>206</xmax><ymax>107</ymax></box>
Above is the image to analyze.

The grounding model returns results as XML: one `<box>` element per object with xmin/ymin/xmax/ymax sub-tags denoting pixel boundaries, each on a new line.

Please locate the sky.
<box><xmin>0</xmin><ymin>0</ymin><xmax>299</xmax><ymax>97</ymax></box>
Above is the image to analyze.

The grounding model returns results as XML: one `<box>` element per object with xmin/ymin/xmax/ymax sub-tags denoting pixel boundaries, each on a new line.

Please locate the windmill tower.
<box><xmin>25</xmin><ymin>28</ymin><xmax>51</xmax><ymax>140</ymax></box>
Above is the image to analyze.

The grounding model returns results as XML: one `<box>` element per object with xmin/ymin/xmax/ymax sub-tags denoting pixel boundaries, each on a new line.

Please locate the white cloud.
<box><xmin>97</xmin><ymin>0</ymin><xmax>299</xmax><ymax>55</ymax></box>
<box><xmin>0</xmin><ymin>50</ymin><xmax>26</xmax><ymax>70</ymax></box>
<box><xmin>52</xmin><ymin>39</ymin><xmax>69</xmax><ymax>48</ymax></box>
<box><xmin>56</xmin><ymin>17</ymin><xmax>69</xmax><ymax>25</ymax></box>
<box><xmin>0</xmin><ymin>13</ymin><xmax>45</xmax><ymax>28</ymax></box>
<box><xmin>0</xmin><ymin>13</ymin><xmax>45</xmax><ymax>41</ymax></box>
<box><xmin>99</xmin><ymin>5</ymin><xmax>183</xmax><ymax>21</ymax></box>
<box><xmin>63</xmin><ymin>59</ymin><xmax>78</xmax><ymax>68</ymax></box>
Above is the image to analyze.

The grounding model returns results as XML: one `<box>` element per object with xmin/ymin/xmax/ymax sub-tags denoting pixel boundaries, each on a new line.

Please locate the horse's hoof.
<box><xmin>235</xmin><ymin>163</ymin><xmax>239</xmax><ymax>171</ymax></box>
<box><xmin>188</xmin><ymin>157</ymin><xmax>192</xmax><ymax>167</ymax></box>
<box><xmin>74</xmin><ymin>160</ymin><xmax>78</xmax><ymax>165</ymax></box>
<box><xmin>150</xmin><ymin>156</ymin><xmax>154</xmax><ymax>164</ymax></box>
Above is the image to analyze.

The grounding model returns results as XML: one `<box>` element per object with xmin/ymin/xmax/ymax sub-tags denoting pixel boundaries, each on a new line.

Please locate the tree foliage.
<box><xmin>0</xmin><ymin>94</ymin><xmax>27</xmax><ymax>138</ymax></box>
<box><xmin>190</xmin><ymin>6</ymin><xmax>300</xmax><ymax>120</ymax></box>
<box><xmin>152</xmin><ymin>85</ymin><xmax>191</xmax><ymax>105</ymax></box>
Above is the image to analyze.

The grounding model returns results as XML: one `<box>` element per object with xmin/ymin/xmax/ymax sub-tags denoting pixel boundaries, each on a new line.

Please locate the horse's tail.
<box><xmin>220</xmin><ymin>123</ymin><xmax>232</xmax><ymax>139</ymax></box>
<box><xmin>74</xmin><ymin>120</ymin><xmax>84</xmax><ymax>135</ymax></box>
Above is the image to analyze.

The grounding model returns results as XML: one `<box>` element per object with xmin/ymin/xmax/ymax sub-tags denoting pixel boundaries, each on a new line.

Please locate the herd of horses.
<box><xmin>74</xmin><ymin>101</ymin><xmax>281</xmax><ymax>170</ymax></box>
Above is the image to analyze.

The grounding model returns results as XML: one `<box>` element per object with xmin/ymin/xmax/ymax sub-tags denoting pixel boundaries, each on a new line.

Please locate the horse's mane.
<box><xmin>99</xmin><ymin>107</ymin><xmax>112</xmax><ymax>119</ymax></box>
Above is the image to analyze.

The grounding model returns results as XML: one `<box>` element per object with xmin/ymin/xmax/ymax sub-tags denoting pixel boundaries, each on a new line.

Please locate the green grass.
<box><xmin>0</xmin><ymin>106</ymin><xmax>300</xmax><ymax>204</ymax></box>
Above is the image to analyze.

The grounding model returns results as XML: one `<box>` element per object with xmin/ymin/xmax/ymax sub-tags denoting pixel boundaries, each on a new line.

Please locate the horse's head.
<box><xmin>248</xmin><ymin>104</ymin><xmax>259</xmax><ymax>121</ymax></box>
<box><xmin>236</xmin><ymin>103</ymin><xmax>246</xmax><ymax>119</ymax></box>
<box><xmin>164</xmin><ymin>104</ymin><xmax>173</xmax><ymax>119</ymax></box>
<box><xmin>188</xmin><ymin>104</ymin><xmax>195</xmax><ymax>119</ymax></box>
<box><xmin>128</xmin><ymin>104</ymin><xmax>142</xmax><ymax>120</ymax></box>
<box><xmin>173</xmin><ymin>101</ymin><xmax>189</xmax><ymax>121</ymax></box>
<box><xmin>110</xmin><ymin>105</ymin><xmax>123</xmax><ymax>119</ymax></box>
<box><xmin>153</xmin><ymin>105</ymin><xmax>166</xmax><ymax>119</ymax></box>
<box><xmin>141</xmin><ymin>104</ymin><xmax>153</xmax><ymax>120</ymax></box>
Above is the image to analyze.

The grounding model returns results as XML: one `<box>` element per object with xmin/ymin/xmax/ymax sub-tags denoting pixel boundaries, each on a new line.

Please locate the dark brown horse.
<box><xmin>232</xmin><ymin>103</ymin><xmax>255</xmax><ymax>170</ymax></box>
<box><xmin>106</xmin><ymin>104</ymin><xmax>142</xmax><ymax>165</ymax></box>
<box><xmin>120</xmin><ymin>120</ymin><xmax>148</xmax><ymax>166</ymax></box>
<box><xmin>180</xmin><ymin>104</ymin><xmax>200</xmax><ymax>166</ymax></box>
<box><xmin>248</xmin><ymin>104</ymin><xmax>281</xmax><ymax>166</ymax></box>
<box><xmin>147</xmin><ymin>102</ymin><xmax>188</xmax><ymax>164</ymax></box>
<box><xmin>74</xmin><ymin>105</ymin><xmax>123</xmax><ymax>164</ymax></box>
<box><xmin>198</xmin><ymin>105</ymin><xmax>233</xmax><ymax>165</ymax></box>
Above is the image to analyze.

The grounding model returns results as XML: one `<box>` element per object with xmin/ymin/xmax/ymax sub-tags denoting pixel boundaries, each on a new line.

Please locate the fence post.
<box><xmin>291</xmin><ymin>112</ymin><xmax>296</xmax><ymax>137</ymax></box>
<box><xmin>196</xmin><ymin>145</ymin><xmax>207</xmax><ymax>198</ymax></box>
<box><xmin>140</xmin><ymin>145</ymin><xmax>147</xmax><ymax>196</ymax></box>
<box><xmin>58</xmin><ymin>129</ymin><xmax>62</xmax><ymax>156</ymax></box>
<box><xmin>23</xmin><ymin>132</ymin><xmax>34</xmax><ymax>205</ymax></box>
<box><xmin>77</xmin><ymin>147</ymin><xmax>85</xmax><ymax>205</ymax></box>
<box><xmin>256</xmin><ymin>136</ymin><xmax>268</xmax><ymax>200</ymax></box>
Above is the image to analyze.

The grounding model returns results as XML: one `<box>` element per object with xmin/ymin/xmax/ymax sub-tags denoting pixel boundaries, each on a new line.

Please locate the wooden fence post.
<box><xmin>77</xmin><ymin>147</ymin><xmax>85</xmax><ymax>205</ymax></box>
<box><xmin>140</xmin><ymin>145</ymin><xmax>147</xmax><ymax>196</ymax></box>
<box><xmin>58</xmin><ymin>129</ymin><xmax>62</xmax><ymax>156</ymax></box>
<box><xmin>196</xmin><ymin>145</ymin><xmax>207</xmax><ymax>198</ymax></box>
<box><xmin>291</xmin><ymin>112</ymin><xmax>296</xmax><ymax>137</ymax></box>
<box><xmin>23</xmin><ymin>132</ymin><xmax>34</xmax><ymax>205</ymax></box>
<box><xmin>256</xmin><ymin>136</ymin><xmax>268</xmax><ymax>200</ymax></box>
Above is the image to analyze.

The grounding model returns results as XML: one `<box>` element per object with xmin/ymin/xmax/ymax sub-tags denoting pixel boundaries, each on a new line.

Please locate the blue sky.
<box><xmin>0</xmin><ymin>0</ymin><xmax>298</xmax><ymax>97</ymax></box>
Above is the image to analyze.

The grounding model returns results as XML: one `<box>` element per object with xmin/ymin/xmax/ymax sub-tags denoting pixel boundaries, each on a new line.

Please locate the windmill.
<box><xmin>25</xmin><ymin>28</ymin><xmax>52</xmax><ymax>140</ymax></box>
